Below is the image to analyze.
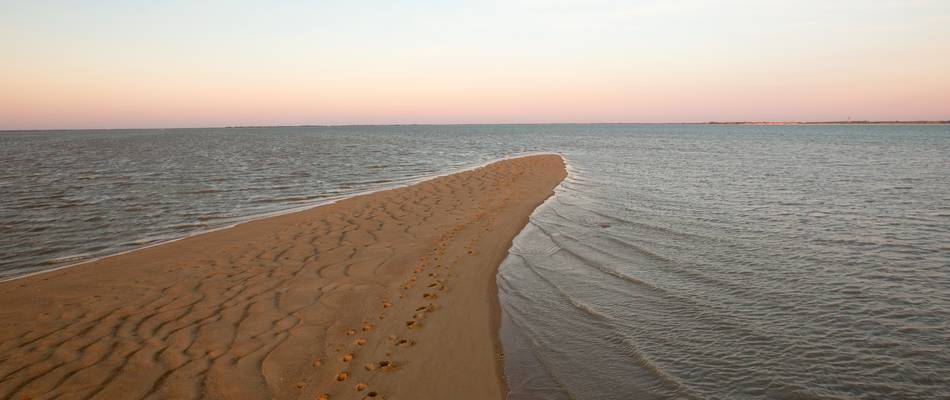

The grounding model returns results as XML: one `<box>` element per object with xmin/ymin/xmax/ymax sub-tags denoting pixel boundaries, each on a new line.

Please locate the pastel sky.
<box><xmin>2</xmin><ymin>0</ymin><xmax>949</xmax><ymax>129</ymax></box>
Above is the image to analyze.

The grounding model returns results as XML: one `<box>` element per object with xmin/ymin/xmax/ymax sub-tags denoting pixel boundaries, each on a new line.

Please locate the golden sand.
<box><xmin>0</xmin><ymin>154</ymin><xmax>566</xmax><ymax>400</ymax></box>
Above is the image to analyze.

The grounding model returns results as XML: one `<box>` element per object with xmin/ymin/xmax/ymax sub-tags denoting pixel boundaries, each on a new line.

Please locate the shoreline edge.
<box><xmin>0</xmin><ymin>154</ymin><xmax>567</xmax><ymax>400</ymax></box>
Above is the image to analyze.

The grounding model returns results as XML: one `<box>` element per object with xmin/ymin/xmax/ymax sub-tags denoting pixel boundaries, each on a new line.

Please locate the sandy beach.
<box><xmin>0</xmin><ymin>154</ymin><xmax>566</xmax><ymax>400</ymax></box>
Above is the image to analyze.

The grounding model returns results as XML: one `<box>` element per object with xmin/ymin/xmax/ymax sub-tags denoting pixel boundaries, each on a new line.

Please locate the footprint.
<box><xmin>346</xmin><ymin>329</ymin><xmax>357</xmax><ymax>336</ymax></box>
<box><xmin>355</xmin><ymin>383</ymin><xmax>367</xmax><ymax>391</ymax></box>
<box><xmin>378</xmin><ymin>360</ymin><xmax>397</xmax><ymax>372</ymax></box>
<box><xmin>362</xmin><ymin>322</ymin><xmax>374</xmax><ymax>331</ymax></box>
<box><xmin>317</xmin><ymin>394</ymin><xmax>330</xmax><ymax>400</ymax></box>
<box><xmin>406</xmin><ymin>320</ymin><xmax>418</xmax><ymax>329</ymax></box>
<box><xmin>336</xmin><ymin>372</ymin><xmax>348</xmax><ymax>381</ymax></box>
<box><xmin>395</xmin><ymin>339</ymin><xmax>414</xmax><ymax>347</ymax></box>
<box><xmin>355</xmin><ymin>338</ymin><xmax>367</xmax><ymax>346</ymax></box>
<box><xmin>342</xmin><ymin>354</ymin><xmax>353</xmax><ymax>362</ymax></box>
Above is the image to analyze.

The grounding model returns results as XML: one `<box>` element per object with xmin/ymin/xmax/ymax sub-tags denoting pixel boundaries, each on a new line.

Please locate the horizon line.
<box><xmin>2</xmin><ymin>120</ymin><xmax>949</xmax><ymax>133</ymax></box>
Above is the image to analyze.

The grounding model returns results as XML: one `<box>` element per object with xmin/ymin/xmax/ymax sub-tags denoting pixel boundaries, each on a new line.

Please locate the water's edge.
<box><xmin>0</xmin><ymin>151</ymin><xmax>560</xmax><ymax>283</ymax></box>
<box><xmin>497</xmin><ymin>155</ymin><xmax>578</xmax><ymax>400</ymax></box>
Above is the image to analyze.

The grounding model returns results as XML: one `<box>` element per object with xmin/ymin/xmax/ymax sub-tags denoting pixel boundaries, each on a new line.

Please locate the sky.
<box><xmin>1</xmin><ymin>0</ymin><xmax>949</xmax><ymax>129</ymax></box>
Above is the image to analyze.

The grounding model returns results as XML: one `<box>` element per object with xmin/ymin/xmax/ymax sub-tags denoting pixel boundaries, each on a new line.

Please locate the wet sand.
<box><xmin>0</xmin><ymin>154</ymin><xmax>566</xmax><ymax>400</ymax></box>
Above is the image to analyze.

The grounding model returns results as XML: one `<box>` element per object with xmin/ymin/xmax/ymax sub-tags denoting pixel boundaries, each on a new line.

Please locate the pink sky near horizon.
<box><xmin>2</xmin><ymin>1</ymin><xmax>949</xmax><ymax>130</ymax></box>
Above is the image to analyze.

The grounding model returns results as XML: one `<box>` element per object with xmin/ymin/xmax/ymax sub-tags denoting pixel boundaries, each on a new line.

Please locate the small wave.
<box><xmin>13</xmin><ymin>202</ymin><xmax>56</xmax><ymax>211</ymax></box>
<box><xmin>501</xmin><ymin>257</ymin><xmax>691</xmax><ymax>400</ymax></box>
<box><xmin>356</xmin><ymin>179</ymin><xmax>396</xmax><ymax>185</ymax></box>
<box><xmin>54</xmin><ymin>201</ymin><xmax>87</xmax><ymax>209</ymax></box>
<box><xmin>508</xmin><ymin>222</ymin><xmax>564</xmax><ymax>257</ymax></box>
<box><xmin>45</xmin><ymin>253</ymin><xmax>94</xmax><ymax>264</ymax></box>
<box><xmin>509</xmin><ymin>242</ymin><xmax>562</xmax><ymax>257</ymax></box>
<box><xmin>499</xmin><ymin>303</ymin><xmax>583</xmax><ymax>400</ymax></box>
<box><xmin>600</xmin><ymin>235</ymin><xmax>673</xmax><ymax>262</ymax></box>
<box><xmin>196</xmin><ymin>214</ymin><xmax>230</xmax><ymax>221</ymax></box>
<box><xmin>565</xmin><ymin>251</ymin><xmax>666</xmax><ymax>293</ymax></box>
<box><xmin>517</xmin><ymin>220</ymin><xmax>668</xmax><ymax>292</ymax></box>
<box><xmin>251</xmin><ymin>194</ymin><xmax>327</xmax><ymax>204</ymax></box>
<box><xmin>179</xmin><ymin>188</ymin><xmax>230</xmax><ymax>194</ymax></box>
<box><xmin>167</xmin><ymin>222</ymin><xmax>209</xmax><ymax>230</ymax></box>
<box><xmin>508</xmin><ymin>259</ymin><xmax>613</xmax><ymax>322</ymax></box>
<box><xmin>545</xmin><ymin>200</ymin><xmax>710</xmax><ymax>243</ymax></box>
<box><xmin>616</xmin><ymin>336</ymin><xmax>698</xmax><ymax>399</ymax></box>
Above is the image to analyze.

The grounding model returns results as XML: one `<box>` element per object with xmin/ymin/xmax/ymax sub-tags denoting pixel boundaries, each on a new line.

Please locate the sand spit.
<box><xmin>0</xmin><ymin>154</ymin><xmax>566</xmax><ymax>400</ymax></box>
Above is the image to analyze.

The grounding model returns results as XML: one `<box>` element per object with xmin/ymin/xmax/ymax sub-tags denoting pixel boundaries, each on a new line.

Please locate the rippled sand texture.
<box><xmin>0</xmin><ymin>154</ymin><xmax>566</xmax><ymax>400</ymax></box>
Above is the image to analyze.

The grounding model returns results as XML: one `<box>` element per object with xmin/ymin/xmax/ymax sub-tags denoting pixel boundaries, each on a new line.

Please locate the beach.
<box><xmin>0</xmin><ymin>154</ymin><xmax>567</xmax><ymax>399</ymax></box>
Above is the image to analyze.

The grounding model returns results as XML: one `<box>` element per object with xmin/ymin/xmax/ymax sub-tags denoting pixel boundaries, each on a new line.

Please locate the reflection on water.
<box><xmin>2</xmin><ymin>124</ymin><xmax>949</xmax><ymax>398</ymax></box>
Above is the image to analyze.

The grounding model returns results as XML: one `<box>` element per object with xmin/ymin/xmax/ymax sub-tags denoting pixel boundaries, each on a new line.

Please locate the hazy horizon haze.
<box><xmin>3</xmin><ymin>0</ymin><xmax>949</xmax><ymax>130</ymax></box>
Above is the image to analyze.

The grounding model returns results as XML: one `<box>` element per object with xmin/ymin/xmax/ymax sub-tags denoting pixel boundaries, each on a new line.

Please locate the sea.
<box><xmin>1</xmin><ymin>124</ymin><xmax>948</xmax><ymax>399</ymax></box>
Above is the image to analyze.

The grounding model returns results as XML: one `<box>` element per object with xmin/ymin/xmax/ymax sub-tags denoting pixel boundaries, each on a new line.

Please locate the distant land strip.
<box><xmin>704</xmin><ymin>120</ymin><xmax>950</xmax><ymax>125</ymax></box>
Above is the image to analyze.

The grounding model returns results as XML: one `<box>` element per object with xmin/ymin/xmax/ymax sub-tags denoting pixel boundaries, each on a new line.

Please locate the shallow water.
<box><xmin>2</xmin><ymin>124</ymin><xmax>949</xmax><ymax>398</ymax></box>
<box><xmin>497</xmin><ymin>125</ymin><xmax>950</xmax><ymax>399</ymax></box>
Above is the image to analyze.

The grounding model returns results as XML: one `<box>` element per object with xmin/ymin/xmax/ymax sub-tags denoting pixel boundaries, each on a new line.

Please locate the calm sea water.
<box><xmin>1</xmin><ymin>125</ymin><xmax>948</xmax><ymax>398</ymax></box>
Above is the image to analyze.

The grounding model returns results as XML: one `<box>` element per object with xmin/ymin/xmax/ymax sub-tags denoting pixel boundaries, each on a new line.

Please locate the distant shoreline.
<box><xmin>704</xmin><ymin>120</ymin><xmax>950</xmax><ymax>125</ymax></box>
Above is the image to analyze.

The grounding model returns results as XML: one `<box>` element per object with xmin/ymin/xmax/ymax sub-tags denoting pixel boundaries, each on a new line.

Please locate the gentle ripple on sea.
<box><xmin>0</xmin><ymin>126</ymin><xmax>524</xmax><ymax>278</ymax></box>
<box><xmin>1</xmin><ymin>124</ymin><xmax>948</xmax><ymax>398</ymax></box>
